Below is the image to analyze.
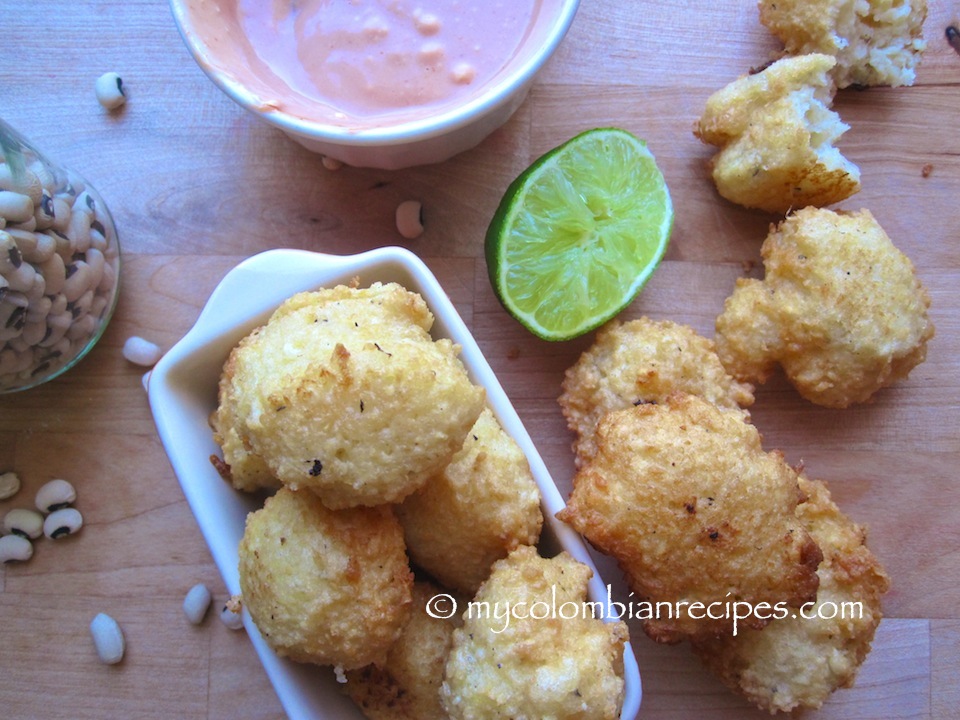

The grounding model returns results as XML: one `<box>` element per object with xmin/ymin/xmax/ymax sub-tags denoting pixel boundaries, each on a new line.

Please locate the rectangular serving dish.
<box><xmin>147</xmin><ymin>246</ymin><xmax>642</xmax><ymax>720</ymax></box>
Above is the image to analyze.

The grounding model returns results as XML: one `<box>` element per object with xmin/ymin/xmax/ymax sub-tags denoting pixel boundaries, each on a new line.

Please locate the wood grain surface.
<box><xmin>1</xmin><ymin>1</ymin><xmax>958</xmax><ymax>718</ymax></box>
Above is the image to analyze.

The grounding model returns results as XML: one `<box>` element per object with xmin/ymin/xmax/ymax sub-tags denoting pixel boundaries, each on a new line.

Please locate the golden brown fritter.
<box><xmin>345</xmin><ymin>581</ymin><xmax>464</xmax><ymax>720</ymax></box>
<box><xmin>221</xmin><ymin>282</ymin><xmax>485</xmax><ymax>508</ymax></box>
<box><xmin>396</xmin><ymin>408</ymin><xmax>543</xmax><ymax>595</ymax></box>
<box><xmin>715</xmin><ymin>207</ymin><xmax>934</xmax><ymax>408</ymax></box>
<box><xmin>238</xmin><ymin>487</ymin><xmax>413</xmax><ymax>670</ymax></box>
<box><xmin>691</xmin><ymin>476</ymin><xmax>890</xmax><ymax>713</ymax></box>
<box><xmin>694</xmin><ymin>54</ymin><xmax>860</xmax><ymax>214</ymax></box>
<box><xmin>557</xmin><ymin>394</ymin><xmax>822</xmax><ymax>643</ymax></box>
<box><xmin>559</xmin><ymin>317</ymin><xmax>754</xmax><ymax>467</ymax></box>
<box><xmin>440</xmin><ymin>545</ymin><xmax>628</xmax><ymax>720</ymax></box>
<box><xmin>210</xmin><ymin>369</ymin><xmax>281</xmax><ymax>493</ymax></box>
<box><xmin>759</xmin><ymin>0</ymin><xmax>927</xmax><ymax>88</ymax></box>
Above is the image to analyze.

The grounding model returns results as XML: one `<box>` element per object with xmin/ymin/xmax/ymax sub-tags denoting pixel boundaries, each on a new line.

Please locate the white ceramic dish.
<box><xmin>169</xmin><ymin>1</ymin><xmax>580</xmax><ymax>169</ymax></box>
<box><xmin>148</xmin><ymin>246</ymin><xmax>641</xmax><ymax>719</ymax></box>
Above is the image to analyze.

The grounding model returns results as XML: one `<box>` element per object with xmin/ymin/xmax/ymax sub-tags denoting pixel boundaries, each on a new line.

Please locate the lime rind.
<box><xmin>486</xmin><ymin>127</ymin><xmax>673</xmax><ymax>341</ymax></box>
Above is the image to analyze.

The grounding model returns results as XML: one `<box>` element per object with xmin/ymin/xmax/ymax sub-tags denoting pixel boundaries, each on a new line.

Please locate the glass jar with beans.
<box><xmin>0</xmin><ymin>118</ymin><xmax>121</xmax><ymax>392</ymax></box>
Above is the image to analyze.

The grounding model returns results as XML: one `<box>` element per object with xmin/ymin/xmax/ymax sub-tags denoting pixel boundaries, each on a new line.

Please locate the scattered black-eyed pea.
<box><xmin>35</xmin><ymin>478</ymin><xmax>76</xmax><ymax>513</ymax></box>
<box><xmin>90</xmin><ymin>612</ymin><xmax>125</xmax><ymax>665</ymax></box>
<box><xmin>43</xmin><ymin>507</ymin><xmax>83</xmax><ymax>539</ymax></box>
<box><xmin>321</xmin><ymin>155</ymin><xmax>343</xmax><ymax>171</ymax></box>
<box><xmin>0</xmin><ymin>533</ymin><xmax>33</xmax><ymax>563</ymax></box>
<box><xmin>0</xmin><ymin>471</ymin><xmax>20</xmax><ymax>500</ymax></box>
<box><xmin>123</xmin><ymin>335</ymin><xmax>162</xmax><ymax>367</ymax></box>
<box><xmin>219</xmin><ymin>596</ymin><xmax>244</xmax><ymax>630</ymax></box>
<box><xmin>395</xmin><ymin>199</ymin><xmax>424</xmax><ymax>239</ymax></box>
<box><xmin>183</xmin><ymin>583</ymin><xmax>213</xmax><ymax>625</ymax></box>
<box><xmin>3</xmin><ymin>508</ymin><xmax>44</xmax><ymax>539</ymax></box>
<box><xmin>95</xmin><ymin>73</ymin><xmax>127</xmax><ymax>111</ymax></box>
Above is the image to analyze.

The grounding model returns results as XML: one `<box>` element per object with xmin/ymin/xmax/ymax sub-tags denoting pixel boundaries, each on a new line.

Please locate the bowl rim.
<box><xmin>168</xmin><ymin>0</ymin><xmax>581</xmax><ymax>147</ymax></box>
<box><xmin>147</xmin><ymin>246</ymin><xmax>641</xmax><ymax>720</ymax></box>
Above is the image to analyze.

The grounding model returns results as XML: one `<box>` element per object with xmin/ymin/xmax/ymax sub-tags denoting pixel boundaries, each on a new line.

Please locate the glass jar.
<box><xmin>0</xmin><ymin>119</ymin><xmax>121</xmax><ymax>392</ymax></box>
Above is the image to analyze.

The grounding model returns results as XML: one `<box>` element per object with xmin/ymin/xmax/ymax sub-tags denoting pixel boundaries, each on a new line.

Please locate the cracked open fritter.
<box><xmin>759</xmin><ymin>0</ymin><xmax>927</xmax><ymax>88</ymax></box>
<box><xmin>715</xmin><ymin>207</ymin><xmax>934</xmax><ymax>408</ymax></box>
<box><xmin>238</xmin><ymin>487</ymin><xmax>413</xmax><ymax>670</ymax></box>
<box><xmin>440</xmin><ymin>545</ymin><xmax>629</xmax><ymax>720</ymax></box>
<box><xmin>691</xmin><ymin>475</ymin><xmax>890</xmax><ymax>714</ymax></box>
<box><xmin>220</xmin><ymin>282</ymin><xmax>485</xmax><ymax>508</ymax></box>
<box><xmin>694</xmin><ymin>53</ymin><xmax>860</xmax><ymax>214</ymax></box>
<box><xmin>559</xmin><ymin>317</ymin><xmax>754</xmax><ymax>467</ymax></box>
<box><xmin>557</xmin><ymin>394</ymin><xmax>822</xmax><ymax>643</ymax></box>
<box><xmin>397</xmin><ymin>407</ymin><xmax>543</xmax><ymax>596</ymax></box>
<box><xmin>345</xmin><ymin>581</ymin><xmax>464</xmax><ymax>720</ymax></box>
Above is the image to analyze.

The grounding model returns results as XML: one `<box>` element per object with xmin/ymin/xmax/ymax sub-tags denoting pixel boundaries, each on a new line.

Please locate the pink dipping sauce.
<box><xmin>186</xmin><ymin>0</ymin><xmax>548</xmax><ymax>126</ymax></box>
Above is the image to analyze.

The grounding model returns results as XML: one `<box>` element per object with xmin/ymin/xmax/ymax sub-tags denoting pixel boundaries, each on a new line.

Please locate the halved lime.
<box><xmin>485</xmin><ymin>127</ymin><xmax>673</xmax><ymax>341</ymax></box>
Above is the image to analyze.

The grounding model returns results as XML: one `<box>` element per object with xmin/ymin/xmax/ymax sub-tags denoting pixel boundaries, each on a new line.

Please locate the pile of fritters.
<box><xmin>214</xmin><ymin>281</ymin><xmax>628</xmax><ymax>719</ymax></box>
<box><xmin>557</xmin><ymin>316</ymin><xmax>890</xmax><ymax>713</ymax></box>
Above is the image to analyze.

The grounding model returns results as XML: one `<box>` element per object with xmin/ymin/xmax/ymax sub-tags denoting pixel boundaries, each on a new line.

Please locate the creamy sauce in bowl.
<box><xmin>183</xmin><ymin>0</ymin><xmax>558</xmax><ymax>129</ymax></box>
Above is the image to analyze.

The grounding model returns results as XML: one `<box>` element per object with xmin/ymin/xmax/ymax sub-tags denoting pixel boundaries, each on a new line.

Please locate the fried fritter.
<box><xmin>440</xmin><ymin>545</ymin><xmax>628</xmax><ymax>720</ymax></box>
<box><xmin>715</xmin><ymin>207</ymin><xmax>934</xmax><ymax>408</ymax></box>
<box><xmin>691</xmin><ymin>475</ymin><xmax>890</xmax><ymax>713</ymax></box>
<box><xmin>210</xmin><ymin>371</ymin><xmax>281</xmax><ymax>493</ymax></box>
<box><xmin>345</xmin><ymin>581</ymin><xmax>464</xmax><ymax>720</ymax></box>
<box><xmin>396</xmin><ymin>408</ymin><xmax>543</xmax><ymax>595</ymax></box>
<box><xmin>759</xmin><ymin>0</ymin><xmax>927</xmax><ymax>88</ymax></box>
<box><xmin>238</xmin><ymin>487</ymin><xmax>413</xmax><ymax>670</ymax></box>
<box><xmin>559</xmin><ymin>317</ymin><xmax>754</xmax><ymax>467</ymax></box>
<box><xmin>222</xmin><ymin>282</ymin><xmax>485</xmax><ymax>508</ymax></box>
<box><xmin>694</xmin><ymin>54</ymin><xmax>860</xmax><ymax>214</ymax></box>
<box><xmin>557</xmin><ymin>394</ymin><xmax>822</xmax><ymax>643</ymax></box>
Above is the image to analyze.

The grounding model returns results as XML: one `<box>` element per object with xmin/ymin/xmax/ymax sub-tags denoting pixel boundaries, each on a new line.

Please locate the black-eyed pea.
<box><xmin>85</xmin><ymin>248</ymin><xmax>105</xmax><ymax>289</ymax></box>
<box><xmin>89</xmin><ymin>226</ymin><xmax>107</xmax><ymax>253</ymax></box>
<box><xmin>4</xmin><ymin>508</ymin><xmax>44</xmax><ymax>539</ymax></box>
<box><xmin>0</xmin><ymin>471</ymin><xmax>20</xmax><ymax>500</ymax></box>
<box><xmin>66</xmin><ymin>313</ymin><xmax>96</xmax><ymax>341</ymax></box>
<box><xmin>219</xmin><ymin>596</ymin><xmax>244</xmax><ymax>630</ymax></box>
<box><xmin>90</xmin><ymin>294</ymin><xmax>108</xmax><ymax>320</ymax></box>
<box><xmin>51</xmin><ymin>197</ymin><xmax>71</xmax><ymax>233</ymax></box>
<box><xmin>98</xmin><ymin>261</ymin><xmax>116</xmax><ymax>294</ymax></box>
<box><xmin>67</xmin><ymin>205</ymin><xmax>93</xmax><ymax>253</ymax></box>
<box><xmin>8</xmin><ymin>216</ymin><xmax>37</xmax><ymax>232</ymax></box>
<box><xmin>63</xmin><ymin>261</ymin><xmax>91</xmax><ymax>302</ymax></box>
<box><xmin>39</xmin><ymin>253</ymin><xmax>66</xmax><ymax>296</ymax></box>
<box><xmin>8</xmin><ymin>228</ymin><xmax>55</xmax><ymax>264</ymax></box>
<box><xmin>395</xmin><ymin>199</ymin><xmax>424</xmax><ymax>239</ymax></box>
<box><xmin>0</xmin><ymin>533</ymin><xmax>33</xmax><ymax>563</ymax></box>
<box><xmin>50</xmin><ymin>229</ymin><xmax>72</xmax><ymax>259</ymax></box>
<box><xmin>0</xmin><ymin>348</ymin><xmax>18</xmax><ymax>375</ymax></box>
<box><xmin>95</xmin><ymin>72</ymin><xmax>127</xmax><ymax>111</ymax></box>
<box><xmin>25</xmin><ymin>272</ymin><xmax>45</xmax><ymax>304</ymax></box>
<box><xmin>0</xmin><ymin>191</ymin><xmax>34</xmax><ymax>224</ymax></box>
<box><xmin>0</xmin><ymin>273</ymin><xmax>7</xmax><ymax>300</ymax></box>
<box><xmin>70</xmin><ymin>289</ymin><xmax>95</xmax><ymax>320</ymax></box>
<box><xmin>35</xmin><ymin>478</ymin><xmax>77</xmax><ymax>513</ymax></box>
<box><xmin>89</xmin><ymin>613</ymin><xmax>125</xmax><ymax>665</ymax></box>
<box><xmin>183</xmin><ymin>583</ymin><xmax>212</xmax><ymax>625</ymax></box>
<box><xmin>48</xmin><ymin>292</ymin><xmax>67</xmax><ymax>317</ymax></box>
<box><xmin>38</xmin><ymin>312</ymin><xmax>71</xmax><ymax>348</ymax></box>
<box><xmin>27</xmin><ymin>161</ymin><xmax>56</xmax><ymax>194</ymax></box>
<box><xmin>43</xmin><ymin>507</ymin><xmax>83</xmax><ymax>539</ymax></box>
<box><xmin>122</xmin><ymin>336</ymin><xmax>162</xmax><ymax>367</ymax></box>
<box><xmin>0</xmin><ymin>230</ymin><xmax>22</xmax><ymax>273</ymax></box>
<box><xmin>20</xmin><ymin>317</ymin><xmax>47</xmax><ymax>346</ymax></box>
<box><xmin>33</xmin><ymin>190</ymin><xmax>55</xmax><ymax>230</ymax></box>
<box><xmin>4</xmin><ymin>261</ymin><xmax>36</xmax><ymax>294</ymax></box>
